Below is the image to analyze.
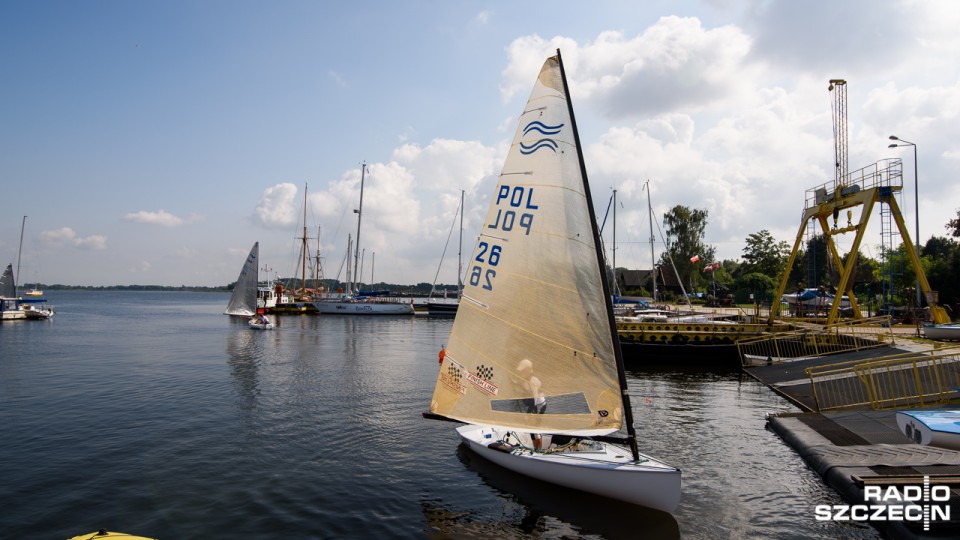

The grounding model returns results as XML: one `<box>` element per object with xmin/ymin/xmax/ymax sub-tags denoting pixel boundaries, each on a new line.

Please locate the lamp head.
<box><xmin>889</xmin><ymin>135</ymin><xmax>899</xmax><ymax>141</ymax></box>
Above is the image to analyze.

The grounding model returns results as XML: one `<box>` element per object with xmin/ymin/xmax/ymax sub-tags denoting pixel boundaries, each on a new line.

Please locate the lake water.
<box><xmin>0</xmin><ymin>291</ymin><xmax>879</xmax><ymax>539</ymax></box>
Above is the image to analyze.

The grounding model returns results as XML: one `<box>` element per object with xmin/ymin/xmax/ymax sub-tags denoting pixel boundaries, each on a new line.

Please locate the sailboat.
<box><xmin>225</xmin><ymin>242</ymin><xmax>261</xmax><ymax>315</ymax></box>
<box><xmin>312</xmin><ymin>163</ymin><xmax>415</xmax><ymax>315</ymax></box>
<box><xmin>223</xmin><ymin>242</ymin><xmax>275</xmax><ymax>329</ymax></box>
<box><xmin>0</xmin><ymin>263</ymin><xmax>27</xmax><ymax>321</ymax></box>
<box><xmin>1</xmin><ymin>216</ymin><xmax>53</xmax><ymax>321</ymax></box>
<box><xmin>425</xmin><ymin>51</ymin><xmax>680</xmax><ymax>513</ymax></box>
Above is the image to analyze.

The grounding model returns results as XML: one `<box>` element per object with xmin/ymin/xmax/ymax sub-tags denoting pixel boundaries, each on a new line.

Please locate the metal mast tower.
<box><xmin>768</xmin><ymin>80</ymin><xmax>948</xmax><ymax>325</ymax></box>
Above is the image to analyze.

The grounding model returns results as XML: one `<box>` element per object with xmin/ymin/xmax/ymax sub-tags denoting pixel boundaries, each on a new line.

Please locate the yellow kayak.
<box><xmin>68</xmin><ymin>531</ymin><xmax>156</xmax><ymax>540</ymax></box>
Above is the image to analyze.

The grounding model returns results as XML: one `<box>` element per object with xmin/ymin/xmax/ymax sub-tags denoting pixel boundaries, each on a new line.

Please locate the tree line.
<box><xmin>622</xmin><ymin>204</ymin><xmax>960</xmax><ymax>317</ymax></box>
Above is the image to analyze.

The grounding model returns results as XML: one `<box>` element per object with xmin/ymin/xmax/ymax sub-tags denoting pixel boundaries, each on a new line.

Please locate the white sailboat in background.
<box><xmin>224</xmin><ymin>242</ymin><xmax>276</xmax><ymax>329</ymax></box>
<box><xmin>425</xmin><ymin>51</ymin><xmax>680</xmax><ymax>512</ymax></box>
<box><xmin>225</xmin><ymin>242</ymin><xmax>260</xmax><ymax>317</ymax></box>
<box><xmin>0</xmin><ymin>263</ymin><xmax>27</xmax><ymax>321</ymax></box>
<box><xmin>1</xmin><ymin>216</ymin><xmax>53</xmax><ymax>321</ymax></box>
<box><xmin>313</xmin><ymin>163</ymin><xmax>414</xmax><ymax>315</ymax></box>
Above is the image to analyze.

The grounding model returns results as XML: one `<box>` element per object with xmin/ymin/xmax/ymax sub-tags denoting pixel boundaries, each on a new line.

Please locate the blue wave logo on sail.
<box><xmin>523</xmin><ymin>121</ymin><xmax>563</xmax><ymax>136</ymax></box>
<box><xmin>519</xmin><ymin>121</ymin><xmax>564</xmax><ymax>154</ymax></box>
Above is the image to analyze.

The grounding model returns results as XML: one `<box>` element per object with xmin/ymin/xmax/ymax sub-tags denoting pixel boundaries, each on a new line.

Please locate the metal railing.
<box><xmin>807</xmin><ymin>347</ymin><xmax>960</xmax><ymax>411</ymax></box>
<box><xmin>738</xmin><ymin>316</ymin><xmax>894</xmax><ymax>367</ymax></box>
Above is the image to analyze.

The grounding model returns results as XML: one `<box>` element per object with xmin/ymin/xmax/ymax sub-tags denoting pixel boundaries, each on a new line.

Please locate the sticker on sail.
<box><xmin>520</xmin><ymin>138</ymin><xmax>559</xmax><ymax>154</ymax></box>
<box><xmin>466</xmin><ymin>365</ymin><xmax>499</xmax><ymax>396</ymax></box>
<box><xmin>519</xmin><ymin>121</ymin><xmax>564</xmax><ymax>154</ymax></box>
<box><xmin>523</xmin><ymin>121</ymin><xmax>563</xmax><ymax>136</ymax></box>
<box><xmin>440</xmin><ymin>360</ymin><xmax>466</xmax><ymax>395</ymax></box>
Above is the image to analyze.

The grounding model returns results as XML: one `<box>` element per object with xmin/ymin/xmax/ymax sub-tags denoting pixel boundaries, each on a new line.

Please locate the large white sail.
<box><xmin>225</xmin><ymin>242</ymin><xmax>259</xmax><ymax>316</ymax></box>
<box><xmin>0</xmin><ymin>264</ymin><xmax>15</xmax><ymax>298</ymax></box>
<box><xmin>429</xmin><ymin>55</ymin><xmax>622</xmax><ymax>437</ymax></box>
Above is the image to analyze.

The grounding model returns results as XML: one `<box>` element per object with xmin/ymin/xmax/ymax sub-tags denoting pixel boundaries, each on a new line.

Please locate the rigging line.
<box><xmin>653</xmin><ymin>211</ymin><xmax>692</xmax><ymax>309</ymax></box>
<box><xmin>430</xmin><ymin>196</ymin><xmax>462</xmax><ymax>295</ymax></box>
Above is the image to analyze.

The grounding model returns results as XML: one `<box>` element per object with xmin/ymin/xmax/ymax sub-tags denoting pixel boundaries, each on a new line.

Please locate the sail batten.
<box><xmin>429</xmin><ymin>54</ymin><xmax>623</xmax><ymax>437</ymax></box>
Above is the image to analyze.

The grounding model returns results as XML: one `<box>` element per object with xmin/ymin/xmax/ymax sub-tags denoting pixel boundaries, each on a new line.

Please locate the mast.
<box><xmin>458</xmin><ymin>189</ymin><xmax>464</xmax><ymax>297</ymax></box>
<box><xmin>645</xmin><ymin>180</ymin><xmax>657</xmax><ymax>303</ymax></box>
<box><xmin>315</xmin><ymin>226</ymin><xmax>323</xmax><ymax>292</ymax></box>
<box><xmin>352</xmin><ymin>163</ymin><xmax>366</xmax><ymax>294</ymax></box>
<box><xmin>555</xmin><ymin>49</ymin><xmax>640</xmax><ymax>460</ymax></box>
<box><xmin>15</xmin><ymin>215</ymin><xmax>26</xmax><ymax>295</ymax></box>
<box><xmin>301</xmin><ymin>183</ymin><xmax>308</xmax><ymax>293</ymax></box>
<box><xmin>612</xmin><ymin>188</ymin><xmax>617</xmax><ymax>285</ymax></box>
<box><xmin>346</xmin><ymin>234</ymin><xmax>353</xmax><ymax>293</ymax></box>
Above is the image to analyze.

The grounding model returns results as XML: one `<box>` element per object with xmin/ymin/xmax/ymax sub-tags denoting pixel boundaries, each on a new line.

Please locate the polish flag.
<box><xmin>689</xmin><ymin>255</ymin><xmax>700</xmax><ymax>263</ymax></box>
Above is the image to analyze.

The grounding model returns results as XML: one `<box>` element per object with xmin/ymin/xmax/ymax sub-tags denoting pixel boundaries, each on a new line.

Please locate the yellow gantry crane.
<box><xmin>768</xmin><ymin>80</ymin><xmax>948</xmax><ymax>325</ymax></box>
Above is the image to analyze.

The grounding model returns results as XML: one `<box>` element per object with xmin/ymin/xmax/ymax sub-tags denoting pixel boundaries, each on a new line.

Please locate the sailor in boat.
<box><xmin>516</xmin><ymin>358</ymin><xmax>546</xmax><ymax>451</ymax></box>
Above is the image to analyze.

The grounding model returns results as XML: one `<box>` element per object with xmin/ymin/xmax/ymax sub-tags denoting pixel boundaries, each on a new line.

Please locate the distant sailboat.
<box><xmin>425</xmin><ymin>51</ymin><xmax>680</xmax><ymax>512</ymax></box>
<box><xmin>313</xmin><ymin>163</ymin><xmax>414</xmax><ymax>315</ymax></box>
<box><xmin>225</xmin><ymin>242</ymin><xmax>260</xmax><ymax>317</ymax></box>
<box><xmin>1</xmin><ymin>216</ymin><xmax>53</xmax><ymax>321</ymax></box>
<box><xmin>0</xmin><ymin>264</ymin><xmax>27</xmax><ymax>321</ymax></box>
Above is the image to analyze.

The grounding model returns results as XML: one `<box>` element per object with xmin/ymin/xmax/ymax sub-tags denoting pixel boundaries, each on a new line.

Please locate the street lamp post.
<box><xmin>888</xmin><ymin>135</ymin><xmax>920</xmax><ymax>309</ymax></box>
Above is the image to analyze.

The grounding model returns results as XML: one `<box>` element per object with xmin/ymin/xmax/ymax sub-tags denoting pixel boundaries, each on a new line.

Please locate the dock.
<box><xmin>766</xmin><ymin>410</ymin><xmax>960</xmax><ymax>538</ymax></box>
<box><xmin>741</xmin><ymin>323</ymin><xmax>960</xmax><ymax>537</ymax></box>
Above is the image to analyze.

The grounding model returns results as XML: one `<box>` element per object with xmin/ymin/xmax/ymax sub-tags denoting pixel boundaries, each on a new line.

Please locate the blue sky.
<box><xmin>2</xmin><ymin>1</ymin><xmax>959</xmax><ymax>287</ymax></box>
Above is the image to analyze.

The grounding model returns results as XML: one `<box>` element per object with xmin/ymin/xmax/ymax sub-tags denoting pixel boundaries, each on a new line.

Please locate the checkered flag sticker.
<box><xmin>475</xmin><ymin>365</ymin><xmax>494</xmax><ymax>381</ymax></box>
<box><xmin>447</xmin><ymin>363</ymin><xmax>463</xmax><ymax>384</ymax></box>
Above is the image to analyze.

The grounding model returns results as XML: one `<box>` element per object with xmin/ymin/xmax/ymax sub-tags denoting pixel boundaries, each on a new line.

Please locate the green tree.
<box><xmin>741</xmin><ymin>230</ymin><xmax>789</xmax><ymax>277</ymax></box>
<box><xmin>922</xmin><ymin>236</ymin><xmax>960</xmax><ymax>316</ymax></box>
<box><xmin>946</xmin><ymin>209</ymin><xmax>960</xmax><ymax>238</ymax></box>
<box><xmin>734</xmin><ymin>272</ymin><xmax>778</xmax><ymax>304</ymax></box>
<box><xmin>660</xmin><ymin>205</ymin><xmax>714</xmax><ymax>292</ymax></box>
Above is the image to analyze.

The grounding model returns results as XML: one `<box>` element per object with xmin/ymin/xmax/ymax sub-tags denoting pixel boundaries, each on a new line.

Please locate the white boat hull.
<box><xmin>896</xmin><ymin>411</ymin><xmax>960</xmax><ymax>450</ymax></box>
<box><xmin>923</xmin><ymin>323</ymin><xmax>960</xmax><ymax>341</ymax></box>
<box><xmin>248</xmin><ymin>319</ymin><xmax>275</xmax><ymax>330</ymax></box>
<box><xmin>456</xmin><ymin>424</ymin><xmax>680</xmax><ymax>513</ymax></box>
<box><xmin>313</xmin><ymin>300</ymin><xmax>414</xmax><ymax>315</ymax></box>
<box><xmin>23</xmin><ymin>304</ymin><xmax>54</xmax><ymax>319</ymax></box>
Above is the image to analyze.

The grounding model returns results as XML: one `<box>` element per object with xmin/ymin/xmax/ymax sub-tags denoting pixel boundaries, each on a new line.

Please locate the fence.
<box><xmin>806</xmin><ymin>347</ymin><xmax>960</xmax><ymax>411</ymax></box>
<box><xmin>737</xmin><ymin>316</ymin><xmax>894</xmax><ymax>367</ymax></box>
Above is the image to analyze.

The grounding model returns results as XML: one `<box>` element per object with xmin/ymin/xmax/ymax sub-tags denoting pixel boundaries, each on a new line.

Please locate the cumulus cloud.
<box><xmin>123</xmin><ymin>210</ymin><xmax>187</xmax><ymax>227</ymax></box>
<box><xmin>254</xmin><ymin>183</ymin><xmax>301</xmax><ymax>228</ymax></box>
<box><xmin>39</xmin><ymin>227</ymin><xmax>107</xmax><ymax>250</ymax></box>
<box><xmin>501</xmin><ymin>19</ymin><xmax>753</xmax><ymax>117</ymax></box>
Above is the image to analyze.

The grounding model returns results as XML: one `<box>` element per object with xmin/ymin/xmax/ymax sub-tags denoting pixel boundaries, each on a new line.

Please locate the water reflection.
<box><xmin>423</xmin><ymin>445</ymin><xmax>681</xmax><ymax>539</ymax></box>
<box><xmin>225</xmin><ymin>318</ymin><xmax>263</xmax><ymax>418</ymax></box>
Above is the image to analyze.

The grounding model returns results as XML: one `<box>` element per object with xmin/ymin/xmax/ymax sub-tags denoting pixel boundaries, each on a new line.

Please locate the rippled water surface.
<box><xmin>0</xmin><ymin>291</ymin><xmax>879</xmax><ymax>538</ymax></box>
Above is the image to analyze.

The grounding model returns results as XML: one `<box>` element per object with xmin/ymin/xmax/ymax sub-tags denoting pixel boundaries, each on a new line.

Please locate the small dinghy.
<box><xmin>248</xmin><ymin>315</ymin><xmax>274</xmax><ymax>330</ymax></box>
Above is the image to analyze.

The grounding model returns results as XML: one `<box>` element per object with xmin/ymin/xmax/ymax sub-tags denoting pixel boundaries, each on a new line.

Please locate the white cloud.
<box><xmin>501</xmin><ymin>19</ymin><xmax>753</xmax><ymax>117</ymax></box>
<box><xmin>39</xmin><ymin>227</ymin><xmax>107</xmax><ymax>250</ymax></box>
<box><xmin>254</xmin><ymin>183</ymin><xmax>301</xmax><ymax>229</ymax></box>
<box><xmin>130</xmin><ymin>261</ymin><xmax>152</xmax><ymax>273</ymax></box>
<box><xmin>473</xmin><ymin>10</ymin><xmax>491</xmax><ymax>26</ymax></box>
<box><xmin>123</xmin><ymin>210</ymin><xmax>186</xmax><ymax>227</ymax></box>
